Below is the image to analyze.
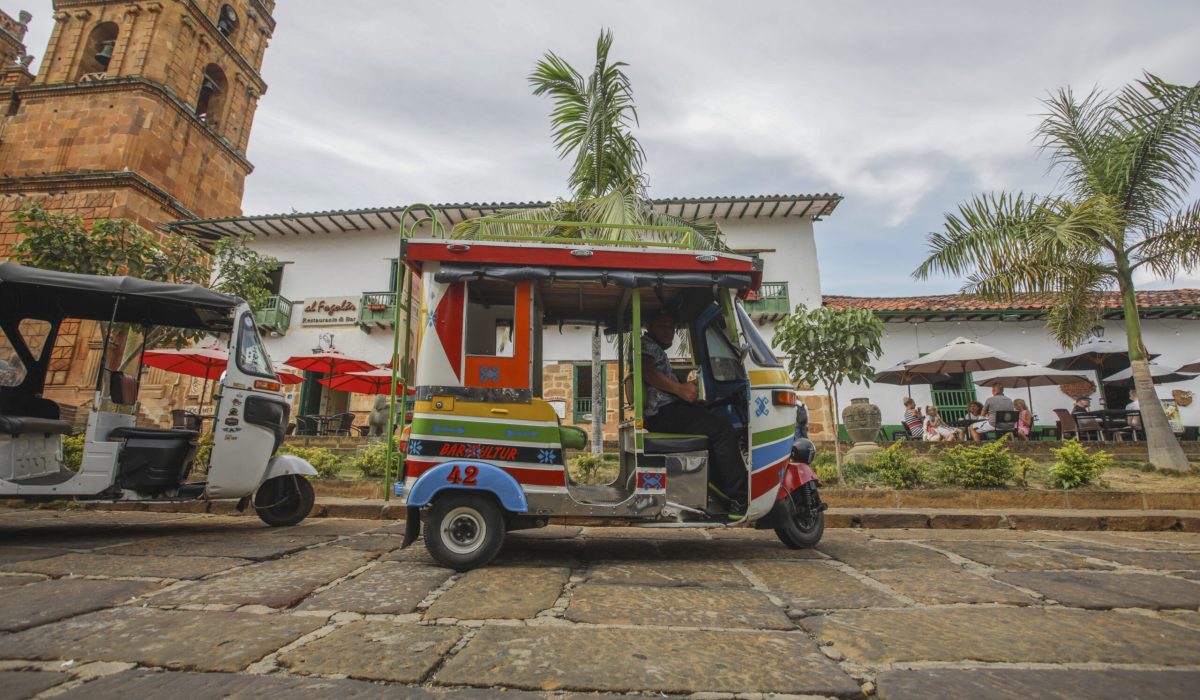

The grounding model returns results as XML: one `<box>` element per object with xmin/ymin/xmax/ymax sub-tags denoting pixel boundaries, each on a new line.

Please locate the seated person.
<box><xmin>1013</xmin><ymin>398</ymin><xmax>1033</xmax><ymax>439</ymax></box>
<box><xmin>641</xmin><ymin>313</ymin><xmax>746</xmax><ymax>512</ymax></box>
<box><xmin>969</xmin><ymin>385</ymin><xmax>1014</xmax><ymax>441</ymax></box>
<box><xmin>965</xmin><ymin>401</ymin><xmax>985</xmax><ymax>441</ymax></box>
<box><xmin>1071</xmin><ymin>396</ymin><xmax>1092</xmax><ymax>414</ymax></box>
<box><xmin>923</xmin><ymin>405</ymin><xmax>961</xmax><ymax>441</ymax></box>
<box><xmin>1126</xmin><ymin>390</ymin><xmax>1139</xmax><ymax>411</ymax></box>
<box><xmin>901</xmin><ymin>398</ymin><xmax>925</xmax><ymax>439</ymax></box>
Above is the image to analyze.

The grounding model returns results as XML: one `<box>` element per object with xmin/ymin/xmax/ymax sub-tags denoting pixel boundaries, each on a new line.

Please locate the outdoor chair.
<box><xmin>294</xmin><ymin>415</ymin><xmax>317</xmax><ymax>436</ymax></box>
<box><xmin>327</xmin><ymin>412</ymin><xmax>355</xmax><ymax>437</ymax></box>
<box><xmin>1183</xmin><ymin>426</ymin><xmax>1198</xmax><ymax>442</ymax></box>
<box><xmin>977</xmin><ymin>410</ymin><xmax>1018</xmax><ymax>440</ymax></box>
<box><xmin>1054</xmin><ymin>409</ymin><xmax>1102</xmax><ymax>441</ymax></box>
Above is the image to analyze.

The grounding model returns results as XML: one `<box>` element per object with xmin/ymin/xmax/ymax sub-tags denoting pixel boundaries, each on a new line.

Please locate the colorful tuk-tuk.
<box><xmin>0</xmin><ymin>263</ymin><xmax>316</xmax><ymax>525</ymax></box>
<box><xmin>391</xmin><ymin>221</ymin><xmax>824</xmax><ymax>569</ymax></box>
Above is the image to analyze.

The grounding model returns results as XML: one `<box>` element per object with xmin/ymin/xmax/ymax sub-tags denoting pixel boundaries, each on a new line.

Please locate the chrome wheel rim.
<box><xmin>441</xmin><ymin>506</ymin><xmax>486</xmax><ymax>555</ymax></box>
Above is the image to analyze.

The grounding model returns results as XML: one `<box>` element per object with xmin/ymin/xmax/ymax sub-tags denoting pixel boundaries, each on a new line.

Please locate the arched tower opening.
<box><xmin>217</xmin><ymin>4</ymin><xmax>239</xmax><ymax>38</ymax></box>
<box><xmin>196</xmin><ymin>63</ymin><xmax>228</xmax><ymax>125</ymax></box>
<box><xmin>75</xmin><ymin>22</ymin><xmax>119</xmax><ymax>79</ymax></box>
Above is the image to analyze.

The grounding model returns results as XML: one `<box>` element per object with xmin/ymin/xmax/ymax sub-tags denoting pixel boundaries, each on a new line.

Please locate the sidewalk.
<box><xmin>79</xmin><ymin>496</ymin><xmax>1200</xmax><ymax>531</ymax></box>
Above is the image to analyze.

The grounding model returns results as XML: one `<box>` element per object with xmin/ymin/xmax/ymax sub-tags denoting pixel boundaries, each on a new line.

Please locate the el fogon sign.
<box><xmin>301</xmin><ymin>297</ymin><xmax>358</xmax><ymax>326</ymax></box>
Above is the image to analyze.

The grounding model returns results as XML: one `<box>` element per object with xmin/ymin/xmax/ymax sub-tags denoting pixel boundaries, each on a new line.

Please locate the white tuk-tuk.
<box><xmin>0</xmin><ymin>262</ymin><xmax>316</xmax><ymax>526</ymax></box>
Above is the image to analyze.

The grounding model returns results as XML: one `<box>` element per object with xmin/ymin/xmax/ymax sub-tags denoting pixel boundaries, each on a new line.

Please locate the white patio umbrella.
<box><xmin>1047</xmin><ymin>337</ymin><xmax>1159</xmax><ymax>408</ymax></box>
<box><xmin>873</xmin><ymin>359</ymin><xmax>954</xmax><ymax>398</ymax></box>
<box><xmin>904</xmin><ymin>337</ymin><xmax>1023</xmax><ymax>375</ymax></box>
<box><xmin>1102</xmin><ymin>363</ymin><xmax>1199</xmax><ymax>386</ymax></box>
<box><xmin>973</xmin><ymin>362</ymin><xmax>1090</xmax><ymax>413</ymax></box>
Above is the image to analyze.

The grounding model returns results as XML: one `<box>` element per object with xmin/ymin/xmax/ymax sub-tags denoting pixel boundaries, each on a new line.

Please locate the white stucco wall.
<box><xmin>830</xmin><ymin>318</ymin><xmax>1200</xmax><ymax>429</ymax></box>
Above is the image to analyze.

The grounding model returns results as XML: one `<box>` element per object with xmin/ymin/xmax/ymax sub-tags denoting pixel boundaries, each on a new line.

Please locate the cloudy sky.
<box><xmin>11</xmin><ymin>0</ymin><xmax>1200</xmax><ymax>296</ymax></box>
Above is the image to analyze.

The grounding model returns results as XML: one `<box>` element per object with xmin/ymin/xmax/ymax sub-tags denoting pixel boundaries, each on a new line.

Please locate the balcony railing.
<box><xmin>573</xmin><ymin>396</ymin><xmax>593</xmax><ymax>423</ymax></box>
<box><xmin>743</xmin><ymin>281</ymin><xmax>790</xmax><ymax>322</ymax></box>
<box><xmin>357</xmin><ymin>291</ymin><xmax>396</xmax><ymax>333</ymax></box>
<box><xmin>254</xmin><ymin>295</ymin><xmax>293</xmax><ymax>336</ymax></box>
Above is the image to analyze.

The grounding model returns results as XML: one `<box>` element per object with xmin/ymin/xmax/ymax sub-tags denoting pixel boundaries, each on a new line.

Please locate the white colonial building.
<box><xmin>170</xmin><ymin>194</ymin><xmax>839</xmax><ymax>435</ymax></box>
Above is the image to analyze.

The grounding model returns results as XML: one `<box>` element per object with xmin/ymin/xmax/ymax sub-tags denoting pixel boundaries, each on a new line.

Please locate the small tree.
<box><xmin>10</xmin><ymin>204</ymin><xmax>277</xmax><ymax>363</ymax></box>
<box><xmin>773</xmin><ymin>305</ymin><xmax>883</xmax><ymax>482</ymax></box>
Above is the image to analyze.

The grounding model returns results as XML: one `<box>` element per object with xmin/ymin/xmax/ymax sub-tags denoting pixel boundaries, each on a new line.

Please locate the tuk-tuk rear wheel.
<box><xmin>254</xmin><ymin>475</ymin><xmax>315</xmax><ymax>527</ymax></box>
<box><xmin>424</xmin><ymin>492</ymin><xmax>505</xmax><ymax>571</ymax></box>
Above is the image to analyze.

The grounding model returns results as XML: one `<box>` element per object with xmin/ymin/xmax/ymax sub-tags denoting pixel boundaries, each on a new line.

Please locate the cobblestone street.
<box><xmin>1</xmin><ymin>507</ymin><xmax>1198</xmax><ymax>698</ymax></box>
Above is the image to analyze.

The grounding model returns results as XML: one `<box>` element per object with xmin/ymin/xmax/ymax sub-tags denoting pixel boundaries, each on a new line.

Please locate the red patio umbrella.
<box><xmin>276</xmin><ymin>371</ymin><xmax>304</xmax><ymax>386</ymax></box>
<box><xmin>282</xmin><ymin>350</ymin><xmax>376</xmax><ymax>376</ymax></box>
<box><xmin>143</xmin><ymin>345</ymin><xmax>228</xmax><ymax>420</ymax></box>
<box><xmin>320</xmin><ymin>368</ymin><xmax>404</xmax><ymax>394</ymax></box>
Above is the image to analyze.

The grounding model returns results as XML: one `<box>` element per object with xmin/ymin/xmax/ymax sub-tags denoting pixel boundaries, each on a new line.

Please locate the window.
<box><xmin>705</xmin><ymin>323</ymin><xmax>742</xmax><ymax>382</ymax></box>
<box><xmin>235</xmin><ymin>312</ymin><xmax>275</xmax><ymax>379</ymax></box>
<box><xmin>736</xmin><ymin>303</ymin><xmax>782</xmax><ymax>367</ymax></box>
<box><xmin>265</xmin><ymin>265</ymin><xmax>284</xmax><ymax>296</ymax></box>
<box><xmin>76</xmin><ymin>22</ymin><xmax>119</xmax><ymax>79</ymax></box>
<box><xmin>572</xmin><ymin>362</ymin><xmax>607</xmax><ymax>423</ymax></box>
<box><xmin>464</xmin><ymin>281</ymin><xmax>515</xmax><ymax>357</ymax></box>
<box><xmin>216</xmin><ymin>4</ymin><xmax>239</xmax><ymax>38</ymax></box>
<box><xmin>196</xmin><ymin>64</ymin><xmax>228</xmax><ymax>124</ymax></box>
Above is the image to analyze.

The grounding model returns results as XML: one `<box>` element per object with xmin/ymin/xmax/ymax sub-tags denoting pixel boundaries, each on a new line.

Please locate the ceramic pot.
<box><xmin>842</xmin><ymin>397</ymin><xmax>882</xmax><ymax>443</ymax></box>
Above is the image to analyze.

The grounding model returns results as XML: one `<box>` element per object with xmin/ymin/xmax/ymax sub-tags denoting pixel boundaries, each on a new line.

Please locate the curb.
<box><xmin>73</xmin><ymin>499</ymin><xmax>1200</xmax><ymax>532</ymax></box>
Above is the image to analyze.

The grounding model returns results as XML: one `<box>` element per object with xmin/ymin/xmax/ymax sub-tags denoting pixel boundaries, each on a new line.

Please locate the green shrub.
<box><xmin>571</xmin><ymin>453</ymin><xmax>606</xmax><ymax>482</ymax></box>
<box><xmin>866</xmin><ymin>443</ymin><xmax>924</xmax><ymax>489</ymax></box>
<box><xmin>62</xmin><ymin>433</ymin><xmax>85</xmax><ymax>470</ymax></box>
<box><xmin>811</xmin><ymin>451</ymin><xmax>839</xmax><ymax>484</ymax></box>
<box><xmin>344</xmin><ymin>441</ymin><xmax>402</xmax><ymax>479</ymax></box>
<box><xmin>193</xmin><ymin>434</ymin><xmax>213</xmax><ymax>473</ymax></box>
<box><xmin>279</xmin><ymin>446</ymin><xmax>345</xmax><ymax>479</ymax></box>
<box><xmin>933</xmin><ymin>438</ymin><xmax>1025</xmax><ymax>488</ymax></box>
<box><xmin>1048</xmin><ymin>439</ymin><xmax>1110</xmax><ymax>489</ymax></box>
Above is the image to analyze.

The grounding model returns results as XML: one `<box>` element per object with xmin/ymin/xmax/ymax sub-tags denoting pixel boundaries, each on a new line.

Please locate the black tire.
<box><xmin>424</xmin><ymin>492</ymin><xmax>506</xmax><ymax>570</ymax></box>
<box><xmin>774</xmin><ymin>482</ymin><xmax>825</xmax><ymax>549</ymax></box>
<box><xmin>254</xmin><ymin>475</ymin><xmax>315</xmax><ymax>527</ymax></box>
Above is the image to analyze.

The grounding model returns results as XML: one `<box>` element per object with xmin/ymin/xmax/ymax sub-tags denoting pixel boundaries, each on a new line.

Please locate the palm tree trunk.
<box><xmin>1116</xmin><ymin>268</ymin><xmax>1190</xmax><ymax>471</ymax></box>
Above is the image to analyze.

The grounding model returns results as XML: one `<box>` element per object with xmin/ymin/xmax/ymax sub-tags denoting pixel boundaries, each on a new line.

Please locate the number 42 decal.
<box><xmin>446</xmin><ymin>465</ymin><xmax>479</xmax><ymax>486</ymax></box>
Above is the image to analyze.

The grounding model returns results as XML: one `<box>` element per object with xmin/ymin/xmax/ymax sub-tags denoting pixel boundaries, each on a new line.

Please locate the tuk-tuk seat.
<box><xmin>644</xmin><ymin>432</ymin><xmax>707</xmax><ymax>453</ymax></box>
<box><xmin>0</xmin><ymin>415</ymin><xmax>73</xmax><ymax>438</ymax></box>
<box><xmin>109</xmin><ymin>426</ymin><xmax>199</xmax><ymax>494</ymax></box>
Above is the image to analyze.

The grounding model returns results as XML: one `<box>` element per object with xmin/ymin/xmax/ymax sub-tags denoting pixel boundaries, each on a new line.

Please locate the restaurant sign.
<box><xmin>301</xmin><ymin>296</ymin><xmax>359</xmax><ymax>326</ymax></box>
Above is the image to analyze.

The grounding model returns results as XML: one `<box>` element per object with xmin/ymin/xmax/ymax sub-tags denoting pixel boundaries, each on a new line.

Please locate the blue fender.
<box><xmin>405</xmin><ymin>461</ymin><xmax>528</xmax><ymax>513</ymax></box>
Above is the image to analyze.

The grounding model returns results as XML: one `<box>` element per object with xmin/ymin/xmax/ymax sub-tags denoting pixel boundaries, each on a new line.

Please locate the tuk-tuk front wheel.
<box><xmin>424</xmin><ymin>492</ymin><xmax>505</xmax><ymax>570</ymax></box>
<box><xmin>254</xmin><ymin>475</ymin><xmax>315</xmax><ymax>527</ymax></box>
<box><xmin>774</xmin><ymin>482</ymin><xmax>824</xmax><ymax>549</ymax></box>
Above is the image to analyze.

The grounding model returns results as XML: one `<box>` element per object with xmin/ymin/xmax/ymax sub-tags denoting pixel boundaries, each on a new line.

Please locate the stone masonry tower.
<box><xmin>0</xmin><ymin>1</ymin><xmax>275</xmax><ymax>417</ymax></box>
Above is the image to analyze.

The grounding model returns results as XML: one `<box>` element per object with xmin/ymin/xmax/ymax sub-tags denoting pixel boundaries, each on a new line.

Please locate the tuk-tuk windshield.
<box><xmin>736</xmin><ymin>303</ymin><xmax>782</xmax><ymax>367</ymax></box>
<box><xmin>235</xmin><ymin>312</ymin><xmax>275</xmax><ymax>379</ymax></box>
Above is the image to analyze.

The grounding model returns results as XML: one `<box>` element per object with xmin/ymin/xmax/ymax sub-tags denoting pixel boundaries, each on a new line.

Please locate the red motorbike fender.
<box><xmin>777</xmin><ymin>461</ymin><xmax>819</xmax><ymax>500</ymax></box>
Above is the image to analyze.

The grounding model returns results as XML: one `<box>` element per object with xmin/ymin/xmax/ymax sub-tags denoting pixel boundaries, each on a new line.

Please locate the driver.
<box><xmin>641</xmin><ymin>313</ymin><xmax>747</xmax><ymax>513</ymax></box>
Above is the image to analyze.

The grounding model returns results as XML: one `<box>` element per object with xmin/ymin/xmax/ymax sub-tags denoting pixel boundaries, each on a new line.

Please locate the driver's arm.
<box><xmin>642</xmin><ymin>355</ymin><xmax>698</xmax><ymax>403</ymax></box>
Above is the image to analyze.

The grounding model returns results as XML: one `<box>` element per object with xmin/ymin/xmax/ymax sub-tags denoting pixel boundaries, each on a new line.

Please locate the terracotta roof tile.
<box><xmin>823</xmin><ymin>290</ymin><xmax>1200</xmax><ymax>313</ymax></box>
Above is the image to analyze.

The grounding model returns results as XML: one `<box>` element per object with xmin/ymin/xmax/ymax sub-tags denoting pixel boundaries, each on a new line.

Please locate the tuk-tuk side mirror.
<box><xmin>737</xmin><ymin>343</ymin><xmax>751</xmax><ymax>361</ymax></box>
<box><xmin>109</xmin><ymin>371</ymin><xmax>140</xmax><ymax>405</ymax></box>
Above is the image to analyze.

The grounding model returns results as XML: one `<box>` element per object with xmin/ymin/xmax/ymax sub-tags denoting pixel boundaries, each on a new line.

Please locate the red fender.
<box><xmin>777</xmin><ymin>461</ymin><xmax>819</xmax><ymax>500</ymax></box>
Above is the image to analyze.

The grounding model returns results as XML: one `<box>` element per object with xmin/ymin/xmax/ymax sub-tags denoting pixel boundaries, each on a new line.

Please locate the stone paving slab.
<box><xmin>864</xmin><ymin>528</ymin><xmax>1070</xmax><ymax>541</ymax></box>
<box><xmin>51</xmin><ymin>669</ymin><xmax>536</xmax><ymax>699</ymax></box>
<box><xmin>152</xmin><ymin>546</ymin><xmax>375</xmax><ymax>608</ymax></box>
<box><xmin>101</xmin><ymin>532</ymin><xmax>337</xmax><ymax>560</ymax></box>
<box><xmin>566</xmin><ymin>582</ymin><xmax>792</xmax><ymax>629</ymax></box>
<box><xmin>3</xmin><ymin>552</ymin><xmax>250</xmax><ymax>580</ymax></box>
<box><xmin>0</xmin><ymin>577</ymin><xmax>161</xmax><ymax>631</ymax></box>
<box><xmin>994</xmin><ymin>571</ymin><xmax>1200</xmax><ymax>609</ymax></box>
<box><xmin>929</xmin><ymin>541</ymin><xmax>1116</xmax><ymax>570</ymax></box>
<box><xmin>507</xmin><ymin>525</ymin><xmax>582</xmax><ymax>539</ymax></box>
<box><xmin>654</xmin><ymin>538</ymin><xmax>825</xmax><ymax>560</ymax></box>
<box><xmin>299</xmin><ymin>561</ymin><xmax>453</xmax><ymax>613</ymax></box>
<box><xmin>0</xmin><ymin>608</ymin><xmax>324</xmax><ymax>672</ymax></box>
<box><xmin>0</xmin><ymin>547</ymin><xmax>66</xmax><ymax>565</ymax></box>
<box><xmin>327</xmin><ymin>534</ymin><xmax>407</xmax><ymax>552</ymax></box>
<box><xmin>876</xmin><ymin>668</ymin><xmax>1200</xmax><ymax>700</ymax></box>
<box><xmin>435</xmin><ymin>626</ymin><xmax>858</xmax><ymax>695</ymax></box>
<box><xmin>869</xmin><ymin>568</ymin><xmax>1038</xmax><ymax>605</ymax></box>
<box><xmin>0</xmin><ymin>670</ymin><xmax>70</xmax><ymax>699</ymax></box>
<box><xmin>801</xmin><ymin>607</ymin><xmax>1200</xmax><ymax>664</ymax></box>
<box><xmin>817</xmin><ymin>539</ymin><xmax>957</xmax><ymax>569</ymax></box>
<box><xmin>426</xmin><ymin>566</ymin><xmax>568</xmax><ymax>620</ymax></box>
<box><xmin>1045</xmin><ymin>545</ymin><xmax>1200</xmax><ymax>570</ymax></box>
<box><xmin>586</xmin><ymin>559</ymin><xmax>750</xmax><ymax>587</ymax></box>
<box><xmin>0</xmin><ymin>573</ymin><xmax>43</xmax><ymax>588</ymax></box>
<box><xmin>279</xmin><ymin>621</ymin><xmax>461</xmax><ymax>683</ymax></box>
<box><xmin>743</xmin><ymin>560</ymin><xmax>901</xmax><ymax>609</ymax></box>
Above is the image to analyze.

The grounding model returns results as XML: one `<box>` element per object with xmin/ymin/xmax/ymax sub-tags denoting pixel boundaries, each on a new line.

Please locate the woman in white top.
<box><xmin>924</xmin><ymin>405</ymin><xmax>962</xmax><ymax>441</ymax></box>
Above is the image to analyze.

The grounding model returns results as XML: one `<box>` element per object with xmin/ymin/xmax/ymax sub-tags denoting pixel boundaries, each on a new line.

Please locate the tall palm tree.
<box><xmin>915</xmin><ymin>73</ymin><xmax>1200</xmax><ymax>471</ymax></box>
<box><xmin>454</xmin><ymin>30</ymin><xmax>724</xmax><ymax>452</ymax></box>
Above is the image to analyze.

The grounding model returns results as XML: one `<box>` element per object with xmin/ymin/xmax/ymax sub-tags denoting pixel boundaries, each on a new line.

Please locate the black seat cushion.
<box><xmin>109</xmin><ymin>427</ymin><xmax>199</xmax><ymax>441</ymax></box>
<box><xmin>644</xmin><ymin>432</ymin><xmax>708</xmax><ymax>453</ymax></box>
<box><xmin>0</xmin><ymin>415</ymin><xmax>73</xmax><ymax>437</ymax></box>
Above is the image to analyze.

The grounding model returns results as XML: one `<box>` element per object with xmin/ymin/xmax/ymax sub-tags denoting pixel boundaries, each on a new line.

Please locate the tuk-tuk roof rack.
<box><xmin>471</xmin><ymin>218</ymin><xmax>709</xmax><ymax>251</ymax></box>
